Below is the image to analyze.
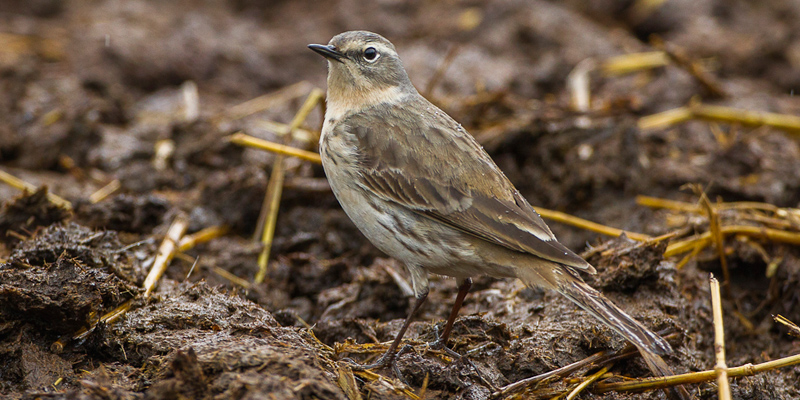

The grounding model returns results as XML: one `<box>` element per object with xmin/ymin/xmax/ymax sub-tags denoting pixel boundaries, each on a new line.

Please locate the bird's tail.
<box><xmin>518</xmin><ymin>264</ymin><xmax>672</xmax><ymax>355</ymax></box>
<box><xmin>555</xmin><ymin>274</ymin><xmax>692</xmax><ymax>399</ymax></box>
<box><xmin>552</xmin><ymin>266</ymin><xmax>672</xmax><ymax>355</ymax></box>
<box><xmin>518</xmin><ymin>264</ymin><xmax>691</xmax><ymax>398</ymax></box>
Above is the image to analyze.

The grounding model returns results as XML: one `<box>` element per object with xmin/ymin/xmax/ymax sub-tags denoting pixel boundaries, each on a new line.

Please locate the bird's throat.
<box><xmin>324</xmin><ymin>81</ymin><xmax>407</xmax><ymax>124</ymax></box>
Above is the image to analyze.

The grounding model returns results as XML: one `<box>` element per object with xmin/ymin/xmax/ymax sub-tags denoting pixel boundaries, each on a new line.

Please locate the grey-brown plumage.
<box><xmin>310</xmin><ymin>31</ymin><xmax>673</xmax><ymax>366</ymax></box>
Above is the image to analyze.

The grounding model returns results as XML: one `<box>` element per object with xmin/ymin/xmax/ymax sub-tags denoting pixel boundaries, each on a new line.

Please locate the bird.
<box><xmin>308</xmin><ymin>30</ymin><xmax>677</xmax><ymax>381</ymax></box>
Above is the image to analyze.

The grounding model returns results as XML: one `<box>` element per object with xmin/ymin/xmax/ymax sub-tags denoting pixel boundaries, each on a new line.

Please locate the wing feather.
<box><xmin>341</xmin><ymin>99</ymin><xmax>594</xmax><ymax>272</ymax></box>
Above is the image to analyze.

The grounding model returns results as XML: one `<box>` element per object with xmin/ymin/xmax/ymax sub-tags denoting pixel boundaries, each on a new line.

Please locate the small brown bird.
<box><xmin>309</xmin><ymin>31</ymin><xmax>672</xmax><ymax>373</ymax></box>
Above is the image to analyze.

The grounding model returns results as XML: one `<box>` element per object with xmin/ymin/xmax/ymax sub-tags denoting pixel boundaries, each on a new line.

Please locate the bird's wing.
<box><xmin>340</xmin><ymin>101</ymin><xmax>594</xmax><ymax>272</ymax></box>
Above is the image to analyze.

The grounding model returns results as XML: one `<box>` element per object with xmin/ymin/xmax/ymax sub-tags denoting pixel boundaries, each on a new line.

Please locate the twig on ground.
<box><xmin>675</xmin><ymin>244</ymin><xmax>703</xmax><ymax>270</ymax></box>
<box><xmin>255</xmin><ymin>148</ymin><xmax>287</xmax><ymax>278</ymax></box>
<box><xmin>566</xmin><ymin>365</ymin><xmax>611</xmax><ymax>400</ymax></box>
<box><xmin>185</xmin><ymin>257</ymin><xmax>199</xmax><ymax>279</ymax></box>
<box><xmin>143</xmin><ymin>215</ymin><xmax>189</xmax><ymax>297</ymax></box>
<box><xmin>636</xmin><ymin>195</ymin><xmax>700</xmax><ymax>213</ymax></box>
<box><xmin>418</xmin><ymin>373</ymin><xmax>430</xmax><ymax>400</ymax></box>
<box><xmin>567</xmin><ymin>58</ymin><xmax>596</xmax><ymax>113</ymax></box>
<box><xmin>178</xmin><ymin>226</ymin><xmax>229</xmax><ymax>252</ymax></box>
<box><xmin>601</xmin><ymin>51</ymin><xmax>669</xmax><ymax>76</ymax></box>
<box><xmin>213</xmin><ymin>266</ymin><xmax>252</xmax><ymax>289</ymax></box>
<box><xmin>637</xmin><ymin>195</ymin><xmax>794</xmax><ymax>215</ymax></box>
<box><xmin>691</xmin><ymin>103</ymin><xmax>800</xmax><ymax>134</ymax></box>
<box><xmin>665</xmin><ymin>225</ymin><xmax>800</xmax><ymax>257</ymax></box>
<box><xmin>0</xmin><ymin>168</ymin><xmax>73</xmax><ymax>210</ymax></box>
<box><xmin>66</xmin><ymin>299</ymin><xmax>134</xmax><ymax>344</ymax></box>
<box><xmin>182</xmin><ymin>81</ymin><xmax>199</xmax><ymax>122</ymax></box>
<box><xmin>638</xmin><ymin>106</ymin><xmax>693</xmax><ymax>130</ymax></box>
<box><xmin>490</xmin><ymin>351</ymin><xmax>608</xmax><ymax>398</ymax></box>
<box><xmin>0</xmin><ymin>32</ymin><xmax>65</xmax><ymax>60</ymax></box>
<box><xmin>493</xmin><ymin>332</ymin><xmax>685</xmax><ymax>399</ymax></box>
<box><xmin>253</xmin><ymin>88</ymin><xmax>325</xmax><ymax>284</ymax></box>
<box><xmin>639</xmin><ymin>103</ymin><xmax>800</xmax><ymax>134</ymax></box>
<box><xmin>535</xmin><ymin>207</ymin><xmax>651</xmax><ymax>242</ymax></box>
<box><xmin>337</xmin><ymin>364</ymin><xmax>363</xmax><ymax>400</ymax></box>
<box><xmin>637</xmin><ymin>195</ymin><xmax>800</xmax><ymax>259</ymax></box>
<box><xmin>229</xmin><ymin>132</ymin><xmax>322</xmax><ymax>163</ymax></box>
<box><xmin>773</xmin><ymin>315</ymin><xmax>800</xmax><ymax>338</ymax></box>
<box><xmin>152</xmin><ymin>139</ymin><xmax>176</xmax><ymax>171</ymax></box>
<box><xmin>593</xmin><ymin>352</ymin><xmax>800</xmax><ymax>394</ymax></box>
<box><xmin>700</xmin><ymin>192</ymin><xmax>730</xmax><ymax>291</ymax></box>
<box><xmin>650</xmin><ymin>36</ymin><xmax>727</xmax><ymax>98</ymax></box>
<box><xmin>709</xmin><ymin>274</ymin><xmax>732</xmax><ymax>400</ymax></box>
<box><xmin>89</xmin><ymin>179</ymin><xmax>121</xmax><ymax>204</ymax></box>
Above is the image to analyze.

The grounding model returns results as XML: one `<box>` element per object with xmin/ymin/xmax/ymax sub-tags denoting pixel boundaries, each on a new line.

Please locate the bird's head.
<box><xmin>309</xmin><ymin>31</ymin><xmax>416</xmax><ymax>116</ymax></box>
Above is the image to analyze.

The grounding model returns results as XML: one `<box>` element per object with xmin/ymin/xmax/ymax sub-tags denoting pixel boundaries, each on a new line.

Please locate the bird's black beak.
<box><xmin>308</xmin><ymin>44</ymin><xmax>345</xmax><ymax>63</ymax></box>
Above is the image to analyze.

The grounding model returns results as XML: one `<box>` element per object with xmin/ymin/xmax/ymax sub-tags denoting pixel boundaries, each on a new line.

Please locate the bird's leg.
<box><xmin>430</xmin><ymin>277</ymin><xmax>472</xmax><ymax>351</ymax></box>
<box><xmin>346</xmin><ymin>290</ymin><xmax>428</xmax><ymax>371</ymax></box>
<box><xmin>427</xmin><ymin>278</ymin><xmax>495</xmax><ymax>390</ymax></box>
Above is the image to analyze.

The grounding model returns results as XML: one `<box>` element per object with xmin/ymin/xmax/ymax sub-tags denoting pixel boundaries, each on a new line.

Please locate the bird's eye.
<box><xmin>363</xmin><ymin>47</ymin><xmax>380</xmax><ymax>62</ymax></box>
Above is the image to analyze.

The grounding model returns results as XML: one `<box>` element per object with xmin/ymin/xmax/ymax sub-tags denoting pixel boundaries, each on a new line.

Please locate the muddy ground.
<box><xmin>1</xmin><ymin>0</ymin><xmax>800</xmax><ymax>399</ymax></box>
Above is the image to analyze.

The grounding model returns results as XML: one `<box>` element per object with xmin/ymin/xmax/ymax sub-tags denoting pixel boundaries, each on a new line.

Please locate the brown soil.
<box><xmin>1</xmin><ymin>1</ymin><xmax>799</xmax><ymax>399</ymax></box>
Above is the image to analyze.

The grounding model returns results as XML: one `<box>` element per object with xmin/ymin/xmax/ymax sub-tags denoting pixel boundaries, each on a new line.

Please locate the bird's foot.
<box><xmin>341</xmin><ymin>325</ymin><xmax>495</xmax><ymax>389</ymax></box>
<box><xmin>342</xmin><ymin>351</ymin><xmax>393</xmax><ymax>371</ymax></box>
<box><xmin>342</xmin><ymin>346</ymin><xmax>413</xmax><ymax>385</ymax></box>
<box><xmin>426</xmin><ymin>325</ymin><xmax>497</xmax><ymax>391</ymax></box>
<box><xmin>426</xmin><ymin>324</ymin><xmax>463</xmax><ymax>360</ymax></box>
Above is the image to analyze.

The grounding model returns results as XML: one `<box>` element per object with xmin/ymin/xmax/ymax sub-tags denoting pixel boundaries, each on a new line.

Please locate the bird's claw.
<box><xmin>341</xmin><ymin>353</ymin><xmax>392</xmax><ymax>371</ymax></box>
<box><xmin>428</xmin><ymin>324</ymin><xmax>447</xmax><ymax>350</ymax></box>
<box><xmin>426</xmin><ymin>325</ymin><xmax>496</xmax><ymax>390</ymax></box>
<box><xmin>340</xmin><ymin>347</ymin><xmax>412</xmax><ymax>385</ymax></box>
<box><xmin>428</xmin><ymin>325</ymin><xmax>462</xmax><ymax>359</ymax></box>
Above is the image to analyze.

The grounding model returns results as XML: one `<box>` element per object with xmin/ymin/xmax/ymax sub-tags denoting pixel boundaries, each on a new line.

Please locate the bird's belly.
<box><xmin>322</xmin><ymin>164</ymin><xmax>478</xmax><ymax>271</ymax></box>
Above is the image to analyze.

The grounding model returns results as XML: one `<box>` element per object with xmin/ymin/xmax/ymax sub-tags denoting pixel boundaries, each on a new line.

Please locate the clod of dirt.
<box><xmin>74</xmin><ymin>194</ymin><xmax>168</xmax><ymax>233</ymax></box>
<box><xmin>89</xmin><ymin>282</ymin><xmax>346</xmax><ymax>400</ymax></box>
<box><xmin>0</xmin><ymin>223</ymin><xmax>140</xmax><ymax>334</ymax></box>
<box><xmin>201</xmin><ymin>166</ymin><xmax>267</xmax><ymax>233</ymax></box>
<box><xmin>0</xmin><ymin>187</ymin><xmax>71</xmax><ymax>248</ymax></box>
<box><xmin>0</xmin><ymin>327</ymin><xmax>76</xmax><ymax>393</ymax></box>
<box><xmin>584</xmin><ymin>235</ymin><xmax>671</xmax><ymax>293</ymax></box>
<box><xmin>143</xmin><ymin>348</ymin><xmax>209</xmax><ymax>400</ymax></box>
